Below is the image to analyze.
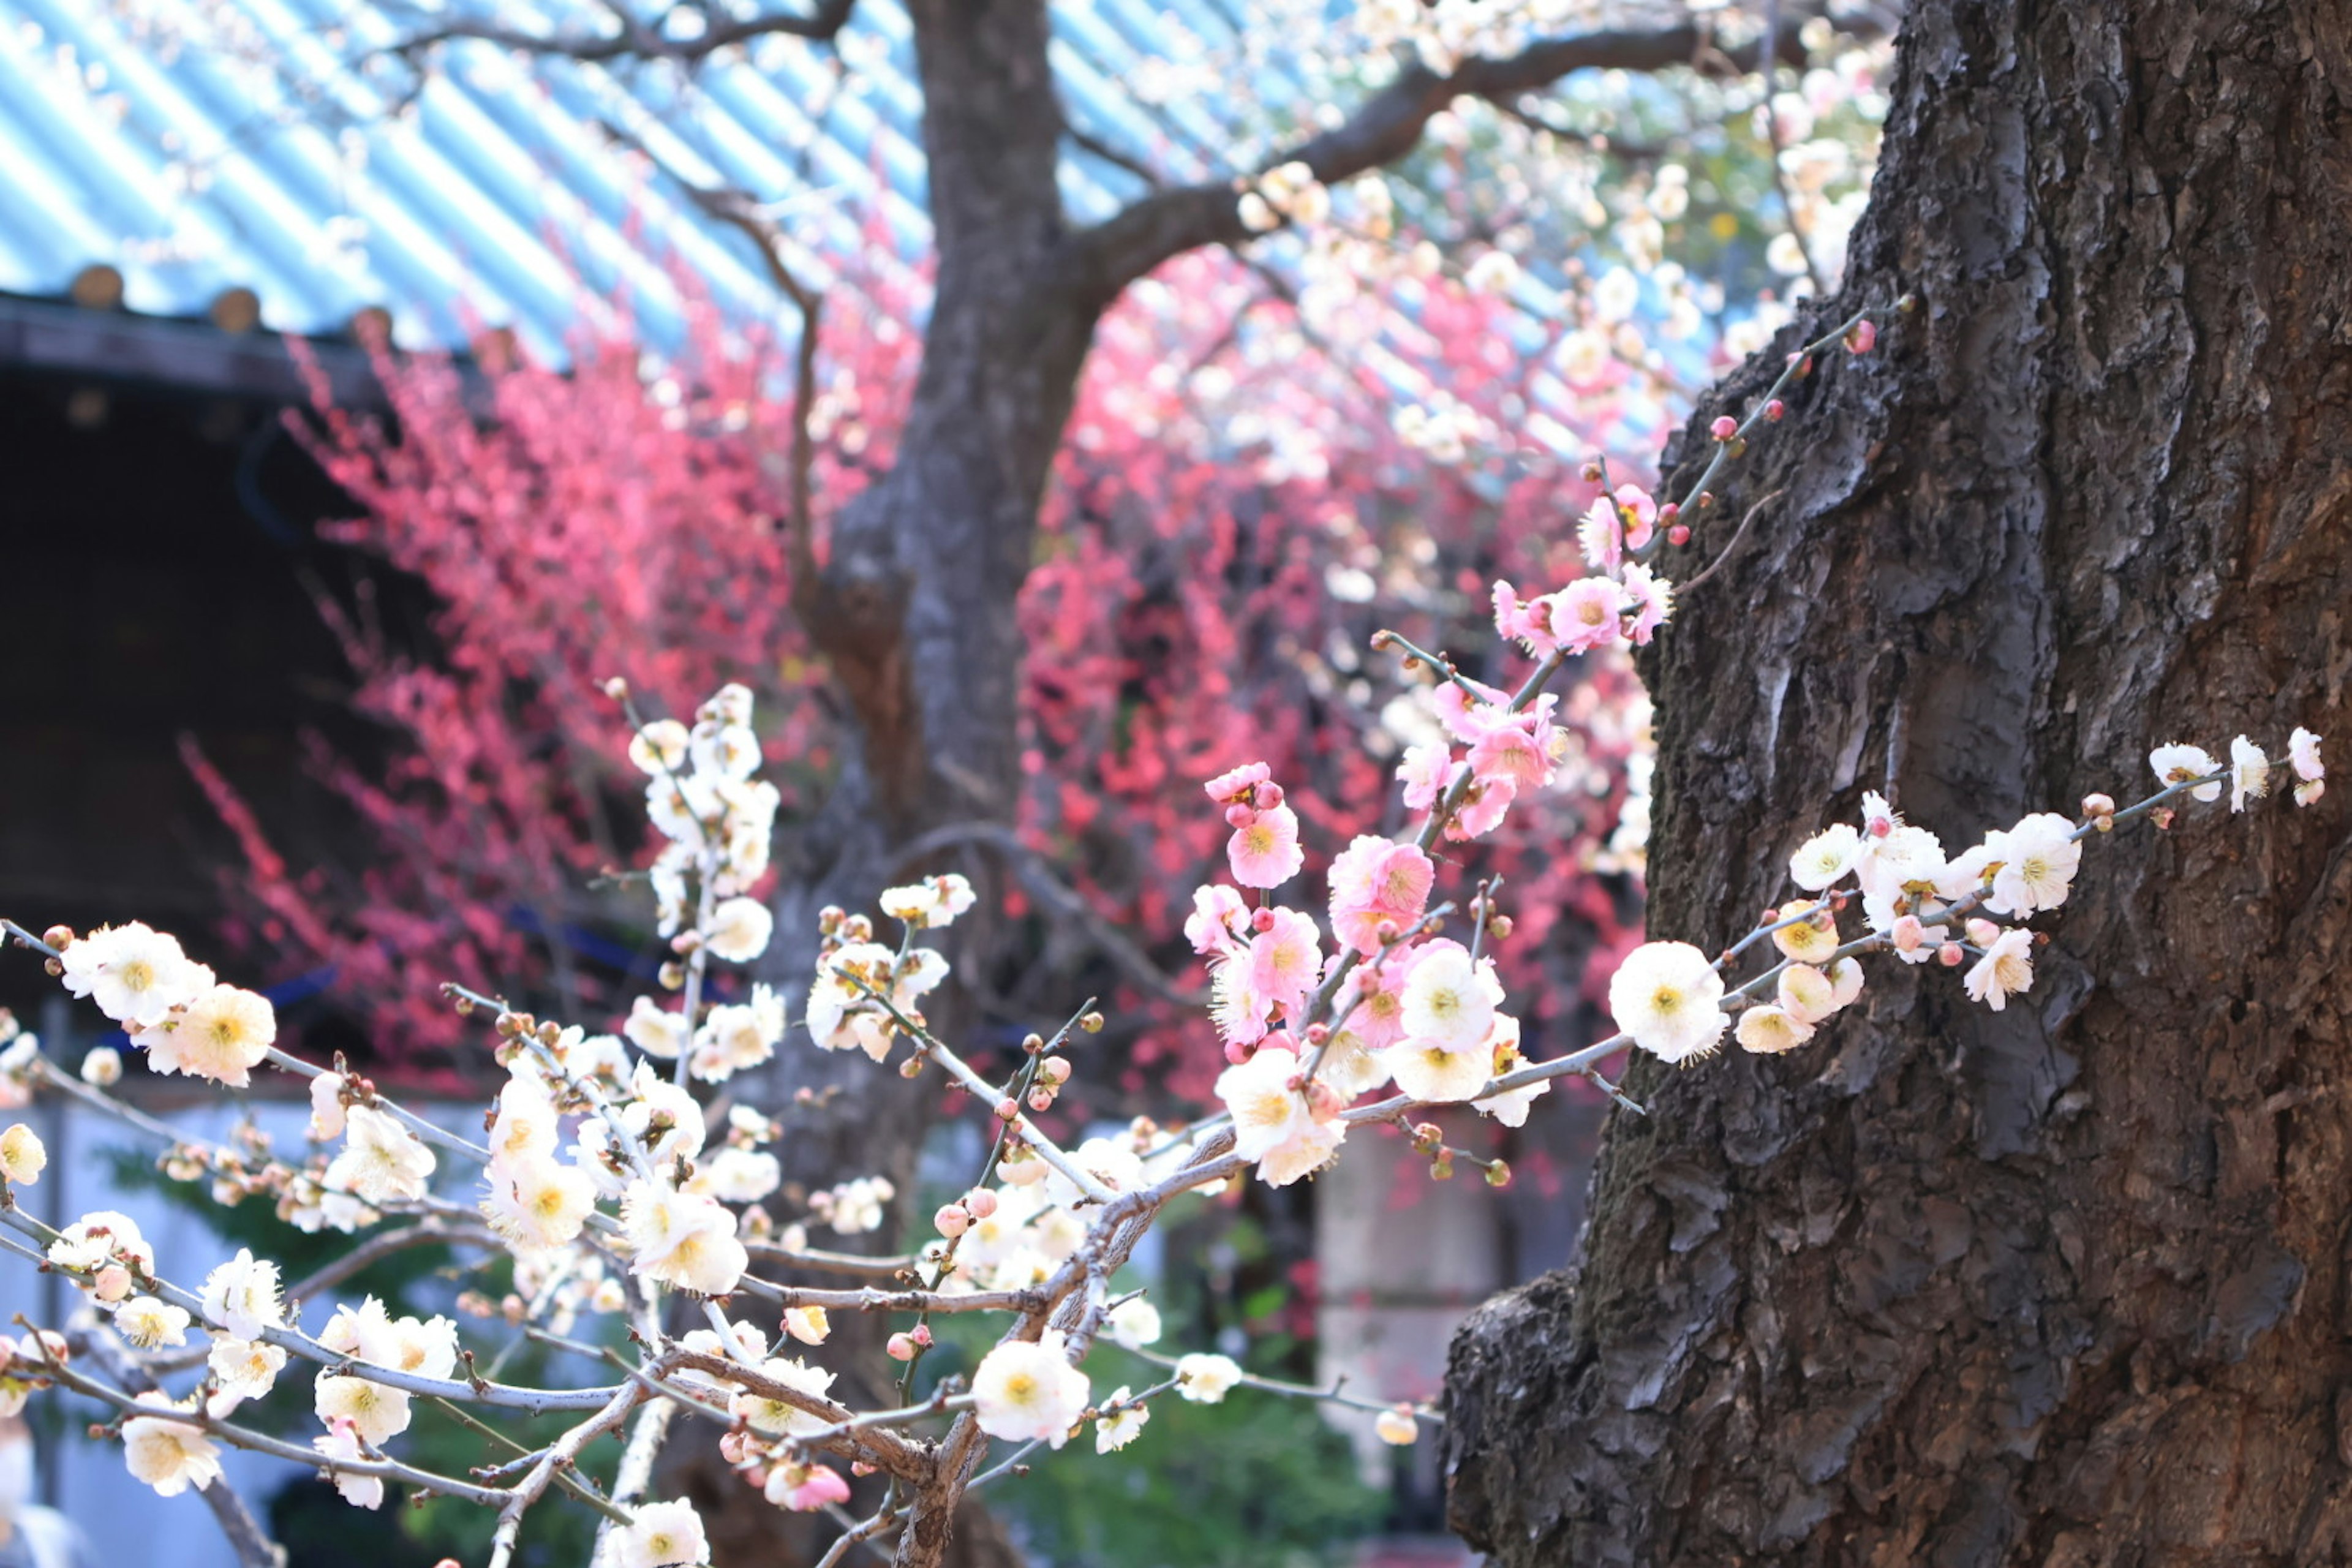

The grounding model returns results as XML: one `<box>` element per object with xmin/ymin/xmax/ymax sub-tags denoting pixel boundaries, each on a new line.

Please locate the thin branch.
<box><xmin>1064</xmin><ymin>124</ymin><xmax>1164</xmax><ymax>190</ymax></box>
<box><xmin>68</xmin><ymin>1327</ymin><xmax>285</xmax><ymax>1568</ymax></box>
<box><xmin>1079</xmin><ymin>9</ymin><xmax>1873</xmax><ymax>290</ymax></box>
<box><xmin>379</xmin><ymin>0</ymin><xmax>856</xmax><ymax>69</ymax></box>
<box><xmin>889</xmin><ymin>821</ymin><xmax>1207</xmax><ymax>1006</ymax></box>
<box><xmin>1678</xmin><ymin>487</ymin><xmax>1785</xmax><ymax>596</ymax></box>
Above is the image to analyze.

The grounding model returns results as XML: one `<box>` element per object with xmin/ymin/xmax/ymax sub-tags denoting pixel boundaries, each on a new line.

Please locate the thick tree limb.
<box><xmin>1077</xmin><ymin>15</ymin><xmax>1852</xmax><ymax>290</ymax></box>
<box><xmin>382</xmin><ymin>0</ymin><xmax>856</xmax><ymax>67</ymax></box>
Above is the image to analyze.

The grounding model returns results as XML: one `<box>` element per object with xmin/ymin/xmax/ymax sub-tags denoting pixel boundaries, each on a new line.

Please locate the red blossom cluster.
<box><xmin>194</xmin><ymin>246</ymin><xmax>1657</xmax><ymax>1097</ymax></box>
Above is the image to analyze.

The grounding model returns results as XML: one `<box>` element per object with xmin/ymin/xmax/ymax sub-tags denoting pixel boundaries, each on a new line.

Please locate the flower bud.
<box><xmin>1483</xmin><ymin>1159</ymin><xmax>1512</xmax><ymax>1189</ymax></box>
<box><xmin>1026</xmin><ymin>1088</ymin><xmax>1054</xmax><ymax>1113</ymax></box>
<box><xmin>92</xmin><ymin>1265</ymin><xmax>132</xmax><ymax>1303</ymax></box>
<box><xmin>886</xmin><ymin>1332</ymin><xmax>919</xmax><ymax>1361</ymax></box>
<box><xmin>1257</xmin><ymin>783</ymin><xmax>1284</xmax><ymax>809</ymax></box>
<box><xmin>1965</xmin><ymin>918</ymin><xmax>2000</xmax><ymax>948</ymax></box>
<box><xmin>2081</xmin><ymin>793</ymin><xmax>2116</xmax><ymax>821</ymax></box>
<box><xmin>1302</xmin><ymin>1023</ymin><xmax>1329</xmax><ymax>1047</ymax></box>
<box><xmin>1224</xmin><ymin>804</ymin><xmax>1256</xmax><ymax>829</ymax></box>
<box><xmin>1667</xmin><ymin>524</ymin><xmax>1691</xmax><ymax>547</ymax></box>
<box><xmin>897</xmin><ymin>1056</ymin><xmax>924</xmax><ymax>1078</ymax></box>
<box><xmin>993</xmin><ymin>1098</ymin><xmax>1020</xmax><ymax>1123</ymax></box>
<box><xmin>1375</xmin><ymin>1406</ymin><xmax>1419</xmax><ymax>1446</ymax></box>
<box><xmin>1487</xmin><ymin>913</ymin><xmax>1514</xmax><ymax>940</ymax></box>
<box><xmin>658</xmin><ymin>960</ymin><xmax>685</xmax><ymax>990</ymax></box>
<box><xmin>1891</xmin><ymin>914</ymin><xmax>1926</xmax><ymax>953</ymax></box>
<box><xmin>602</xmin><ymin>676</ymin><xmax>630</xmax><ymax>700</ymax></box>
<box><xmin>1581</xmin><ymin>461</ymin><xmax>1603</xmax><ymax>483</ymax></box>
<box><xmin>1223</xmin><ymin>1039</ymin><xmax>1254</xmax><ymax>1065</ymax></box>
<box><xmin>1037</xmin><ymin>1057</ymin><xmax>1072</xmax><ymax>1087</ymax></box>
<box><xmin>1845</xmin><ymin>319</ymin><xmax>1878</xmax><ymax>354</ymax></box>
<box><xmin>1937</xmin><ymin>943</ymin><xmax>1965</xmax><ymax>967</ymax></box>
<box><xmin>909</xmin><ymin>1324</ymin><xmax>933</xmax><ymax>1348</ymax></box>
<box><xmin>41</xmin><ymin>927</ymin><xmax>74</xmax><ymax>952</ymax></box>
<box><xmin>1709</xmin><ymin>415</ymin><xmax>1738</xmax><ymax>441</ymax></box>
<box><xmin>1765</xmin><ymin>399</ymin><xmax>1786</xmax><ymax>421</ymax></box>
<box><xmin>80</xmin><ymin>1048</ymin><xmax>121</xmax><ymax>1088</ymax></box>
<box><xmin>965</xmin><ymin>1189</ymin><xmax>999</xmax><ymax>1219</ymax></box>
<box><xmin>936</xmin><ymin>1204</ymin><xmax>971</xmax><ymax>1238</ymax></box>
<box><xmin>1080</xmin><ymin>1011</ymin><xmax>1106</xmax><ymax>1034</ymax></box>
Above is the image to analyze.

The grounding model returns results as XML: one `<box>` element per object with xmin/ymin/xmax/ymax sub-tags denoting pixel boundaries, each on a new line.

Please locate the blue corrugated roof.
<box><xmin>0</xmin><ymin>0</ymin><xmax>1245</xmax><ymax>360</ymax></box>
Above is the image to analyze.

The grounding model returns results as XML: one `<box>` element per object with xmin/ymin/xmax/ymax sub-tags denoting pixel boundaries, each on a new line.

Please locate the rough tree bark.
<box><xmin>1445</xmin><ymin>3</ymin><xmax>2352</xmax><ymax>1564</ymax></box>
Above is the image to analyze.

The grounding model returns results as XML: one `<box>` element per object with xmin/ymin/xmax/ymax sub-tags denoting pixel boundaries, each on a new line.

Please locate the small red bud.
<box><xmin>1709</xmin><ymin>415</ymin><xmax>1738</xmax><ymax>441</ymax></box>
<box><xmin>1581</xmin><ymin>461</ymin><xmax>1603</xmax><ymax>482</ymax></box>
<box><xmin>1256</xmin><ymin>782</ymin><xmax>1284</xmax><ymax>809</ymax></box>
<box><xmin>1224</xmin><ymin>804</ymin><xmax>1256</xmax><ymax>829</ymax></box>
<box><xmin>1250</xmin><ymin>908</ymin><xmax>1276</xmax><ymax>933</ymax></box>
<box><xmin>886</xmin><ymin>1333</ymin><xmax>918</xmax><ymax>1361</ymax></box>
<box><xmin>1845</xmin><ymin>319</ymin><xmax>1878</xmax><ymax>354</ymax></box>
<box><xmin>1026</xmin><ymin>1088</ymin><xmax>1054</xmax><ymax>1112</ymax></box>
<box><xmin>1765</xmin><ymin>399</ymin><xmax>1785</xmax><ymax>421</ymax></box>
<box><xmin>994</xmin><ymin>1097</ymin><xmax>1020</xmax><ymax>1122</ymax></box>
<box><xmin>965</xmin><ymin>1189</ymin><xmax>999</xmax><ymax>1219</ymax></box>
<box><xmin>1937</xmin><ymin>943</ymin><xmax>1965</xmax><ymax>967</ymax></box>
<box><xmin>1667</xmin><ymin>524</ymin><xmax>1691</xmax><ymax>547</ymax></box>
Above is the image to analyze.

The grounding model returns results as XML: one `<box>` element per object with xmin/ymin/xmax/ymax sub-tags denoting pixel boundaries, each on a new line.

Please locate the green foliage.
<box><xmin>993</xmin><ymin>1346</ymin><xmax>1385</xmax><ymax>1568</ymax></box>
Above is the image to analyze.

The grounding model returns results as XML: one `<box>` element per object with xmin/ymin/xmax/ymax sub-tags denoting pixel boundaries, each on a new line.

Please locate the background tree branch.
<box><xmin>1077</xmin><ymin>11</ymin><xmax>1874</xmax><ymax>291</ymax></box>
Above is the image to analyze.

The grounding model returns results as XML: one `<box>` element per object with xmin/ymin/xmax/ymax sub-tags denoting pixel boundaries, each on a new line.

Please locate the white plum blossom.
<box><xmin>207</xmin><ymin>1336</ymin><xmax>287</xmax><ymax>1401</ymax></box>
<box><xmin>971</xmin><ymin>1331</ymin><xmax>1090</xmax><ymax>1447</ymax></box>
<box><xmin>59</xmin><ymin>924</ymin><xmax>210</xmax><ymax>1028</ymax></box>
<box><xmin>325</xmin><ymin>1106</ymin><xmax>437</xmax><ymax>1204</ymax></box>
<box><xmin>1106</xmin><ymin>1298</ymin><xmax>1163</xmax><ymax>1351</ymax></box>
<box><xmin>1736</xmin><ymin>1005</ymin><xmax>1815</xmax><ymax>1055</ymax></box>
<box><xmin>1095</xmin><ymin>1388</ymin><xmax>1150</xmax><ymax>1453</ymax></box>
<box><xmin>704</xmin><ymin>897</ymin><xmax>774</xmax><ymax>962</ymax></box>
<box><xmin>315</xmin><ymin>1370</ymin><xmax>413</xmax><ymax>1447</ymax></box>
<box><xmin>1608</xmin><ymin>941</ymin><xmax>1730</xmax><ymax>1063</ymax></box>
<box><xmin>198</xmin><ymin>1250</ymin><xmax>283</xmax><ymax>1341</ymax></box>
<box><xmin>1986</xmin><ymin>813</ymin><xmax>2082</xmax><ymax>916</ymax></box>
<box><xmin>2149</xmin><ymin>742</ymin><xmax>2224</xmax><ymax>802</ymax></box>
<box><xmin>879</xmin><ymin>874</ymin><xmax>978</xmax><ymax>929</ymax></box>
<box><xmin>1174</xmin><ymin>1353</ymin><xmax>1243</xmax><ymax>1403</ymax></box>
<box><xmin>620</xmin><ymin>1182</ymin><xmax>747</xmax><ymax>1296</ymax></box>
<box><xmin>2230</xmin><ymin>734</ymin><xmax>2271</xmax><ymax>813</ymax></box>
<box><xmin>1964</xmin><ymin>928</ymin><xmax>2036</xmax><ymax>1011</ymax></box>
<box><xmin>120</xmin><ymin>1400</ymin><xmax>222</xmax><ymax>1497</ymax></box>
<box><xmin>483</xmin><ymin>1156</ymin><xmax>598</xmax><ymax>1252</ymax></box>
<box><xmin>1398</xmin><ymin>941</ymin><xmax>1502</xmax><ymax>1050</ymax></box>
<box><xmin>1385</xmin><ymin>1038</ymin><xmax>1494</xmax><ymax>1104</ymax></box>
<box><xmin>2290</xmin><ymin>726</ymin><xmax>2326</xmax><ymax>805</ymax></box>
<box><xmin>730</xmin><ymin>1357</ymin><xmax>837</xmax><ymax>1438</ymax></box>
<box><xmin>614</xmin><ymin>1499</ymin><xmax>707</xmax><ymax>1568</ymax></box>
<box><xmin>141</xmin><ymin>984</ymin><xmax>275</xmax><ymax>1086</ymax></box>
<box><xmin>312</xmin><ymin>1419</ymin><xmax>383</xmax><ymax>1509</ymax></box>
<box><xmin>624</xmin><ymin>995</ymin><xmax>688</xmax><ymax>1060</ymax></box>
<box><xmin>1789</xmin><ymin>823</ymin><xmax>1861</xmax><ymax>890</ymax></box>
<box><xmin>115</xmin><ymin>1298</ymin><xmax>191</xmax><ymax>1349</ymax></box>
<box><xmin>0</xmin><ymin>1125</ymin><xmax>44</xmax><ymax>1185</ymax></box>
<box><xmin>1215</xmin><ymin>1047</ymin><xmax>1341</xmax><ymax>1186</ymax></box>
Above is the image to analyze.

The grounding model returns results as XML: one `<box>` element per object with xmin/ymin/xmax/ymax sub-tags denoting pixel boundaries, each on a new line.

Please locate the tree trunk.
<box><xmin>672</xmin><ymin>3</ymin><xmax>1113</xmax><ymax>1557</ymax></box>
<box><xmin>1444</xmin><ymin>4</ymin><xmax>2352</xmax><ymax>1564</ymax></box>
